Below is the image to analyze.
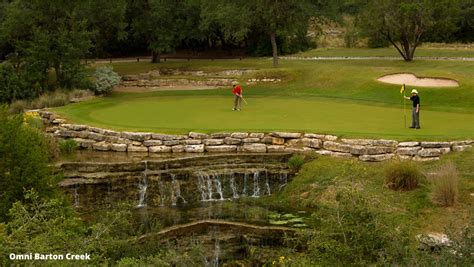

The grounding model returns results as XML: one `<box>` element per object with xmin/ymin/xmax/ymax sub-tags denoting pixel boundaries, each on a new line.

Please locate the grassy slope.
<box><xmin>294</xmin><ymin>47</ymin><xmax>474</xmax><ymax>58</ymax></box>
<box><xmin>56</xmin><ymin>58</ymin><xmax>474</xmax><ymax>139</ymax></box>
<box><xmin>266</xmin><ymin>148</ymin><xmax>473</xmax><ymax>235</ymax></box>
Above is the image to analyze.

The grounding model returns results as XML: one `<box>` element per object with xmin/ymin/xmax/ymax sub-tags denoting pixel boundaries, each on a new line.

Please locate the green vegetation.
<box><xmin>59</xmin><ymin>139</ymin><xmax>78</xmax><ymax>155</ymax></box>
<box><xmin>288</xmin><ymin>155</ymin><xmax>305</xmax><ymax>171</ymax></box>
<box><xmin>384</xmin><ymin>161</ymin><xmax>423</xmax><ymax>191</ymax></box>
<box><xmin>429</xmin><ymin>162</ymin><xmax>459</xmax><ymax>207</ymax></box>
<box><xmin>93</xmin><ymin>66</ymin><xmax>120</xmax><ymax>95</ymax></box>
<box><xmin>55</xmin><ymin>59</ymin><xmax>474</xmax><ymax>139</ymax></box>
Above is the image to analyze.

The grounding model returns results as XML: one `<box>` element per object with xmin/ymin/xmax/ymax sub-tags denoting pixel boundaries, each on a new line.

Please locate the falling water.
<box><xmin>242</xmin><ymin>173</ymin><xmax>248</xmax><ymax>196</ymax></box>
<box><xmin>252</xmin><ymin>171</ymin><xmax>260</xmax><ymax>197</ymax></box>
<box><xmin>197</xmin><ymin>173</ymin><xmax>225</xmax><ymax>201</ymax></box>
<box><xmin>211</xmin><ymin>237</ymin><xmax>220</xmax><ymax>267</ymax></box>
<box><xmin>265</xmin><ymin>170</ymin><xmax>271</xmax><ymax>195</ymax></box>
<box><xmin>279</xmin><ymin>172</ymin><xmax>288</xmax><ymax>191</ymax></box>
<box><xmin>229</xmin><ymin>174</ymin><xmax>239</xmax><ymax>199</ymax></box>
<box><xmin>214</xmin><ymin>174</ymin><xmax>224</xmax><ymax>200</ymax></box>
<box><xmin>171</xmin><ymin>174</ymin><xmax>186</xmax><ymax>206</ymax></box>
<box><xmin>73</xmin><ymin>185</ymin><xmax>80</xmax><ymax>207</ymax></box>
<box><xmin>137</xmin><ymin>161</ymin><xmax>148</xmax><ymax>208</ymax></box>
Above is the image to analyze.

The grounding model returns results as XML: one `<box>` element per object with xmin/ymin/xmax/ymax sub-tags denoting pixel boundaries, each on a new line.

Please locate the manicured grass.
<box><xmin>68</xmin><ymin>58</ymin><xmax>474</xmax><ymax>139</ymax></box>
<box><xmin>54</xmin><ymin>93</ymin><xmax>474</xmax><ymax>139</ymax></box>
<box><xmin>294</xmin><ymin>47</ymin><xmax>474</xmax><ymax>58</ymax></box>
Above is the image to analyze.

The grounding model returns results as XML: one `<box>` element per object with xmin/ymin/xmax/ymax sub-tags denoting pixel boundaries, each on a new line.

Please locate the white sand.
<box><xmin>377</xmin><ymin>73</ymin><xmax>459</xmax><ymax>87</ymax></box>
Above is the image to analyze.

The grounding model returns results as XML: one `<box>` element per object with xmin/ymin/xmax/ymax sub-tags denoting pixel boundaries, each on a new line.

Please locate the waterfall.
<box><xmin>242</xmin><ymin>173</ymin><xmax>248</xmax><ymax>196</ymax></box>
<box><xmin>211</xmin><ymin>237</ymin><xmax>220</xmax><ymax>267</ymax></box>
<box><xmin>197</xmin><ymin>172</ymin><xmax>225</xmax><ymax>201</ymax></box>
<box><xmin>73</xmin><ymin>185</ymin><xmax>80</xmax><ymax>207</ymax></box>
<box><xmin>229</xmin><ymin>174</ymin><xmax>239</xmax><ymax>199</ymax></box>
<box><xmin>171</xmin><ymin>174</ymin><xmax>186</xmax><ymax>206</ymax></box>
<box><xmin>279</xmin><ymin>172</ymin><xmax>288</xmax><ymax>191</ymax></box>
<box><xmin>265</xmin><ymin>170</ymin><xmax>271</xmax><ymax>195</ymax></box>
<box><xmin>137</xmin><ymin>161</ymin><xmax>148</xmax><ymax>208</ymax></box>
<box><xmin>252</xmin><ymin>171</ymin><xmax>260</xmax><ymax>197</ymax></box>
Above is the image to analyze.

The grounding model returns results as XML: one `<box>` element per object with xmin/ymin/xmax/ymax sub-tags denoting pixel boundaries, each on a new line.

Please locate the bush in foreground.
<box><xmin>384</xmin><ymin>161</ymin><xmax>422</xmax><ymax>191</ymax></box>
<box><xmin>288</xmin><ymin>154</ymin><xmax>305</xmax><ymax>171</ymax></box>
<box><xmin>429</xmin><ymin>162</ymin><xmax>459</xmax><ymax>207</ymax></box>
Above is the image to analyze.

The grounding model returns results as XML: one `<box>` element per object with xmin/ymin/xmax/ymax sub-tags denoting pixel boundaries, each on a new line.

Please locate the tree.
<box><xmin>358</xmin><ymin>0</ymin><xmax>461</xmax><ymax>61</ymax></box>
<box><xmin>251</xmin><ymin>0</ymin><xmax>313</xmax><ymax>67</ymax></box>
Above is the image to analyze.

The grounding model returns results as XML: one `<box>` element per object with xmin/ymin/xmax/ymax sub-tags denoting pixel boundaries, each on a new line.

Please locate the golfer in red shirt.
<box><xmin>232</xmin><ymin>81</ymin><xmax>243</xmax><ymax>111</ymax></box>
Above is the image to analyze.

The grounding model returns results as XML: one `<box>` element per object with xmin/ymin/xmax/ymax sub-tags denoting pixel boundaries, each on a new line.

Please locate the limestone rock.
<box><xmin>143</xmin><ymin>140</ymin><xmax>163</xmax><ymax>147</ymax></box>
<box><xmin>210</xmin><ymin>132</ymin><xmax>231</xmax><ymax>138</ymax></box>
<box><xmin>397</xmin><ymin>155</ymin><xmax>413</xmax><ymax>161</ymax></box>
<box><xmin>230</xmin><ymin>132</ymin><xmax>248</xmax><ymax>139</ymax></box>
<box><xmin>349</xmin><ymin>145</ymin><xmax>367</xmax><ymax>155</ymax></box>
<box><xmin>417</xmin><ymin>233</ymin><xmax>451</xmax><ymax>251</ymax></box>
<box><xmin>93</xmin><ymin>142</ymin><xmax>111</xmax><ymax>151</ymax></box>
<box><xmin>55</xmin><ymin>129</ymin><xmax>79</xmax><ymax>138</ymax></box>
<box><xmin>185</xmin><ymin>144</ymin><xmax>205</xmax><ymax>153</ymax></box>
<box><xmin>439</xmin><ymin>147</ymin><xmax>451</xmax><ymax>154</ymax></box>
<box><xmin>323</xmin><ymin>141</ymin><xmax>351</xmax><ymax>153</ymax></box>
<box><xmin>450</xmin><ymin>140</ymin><xmax>470</xmax><ymax>146</ymax></box>
<box><xmin>74</xmin><ymin>138</ymin><xmax>95</xmax><ymax>149</ymax></box>
<box><xmin>184</xmin><ymin>139</ymin><xmax>202</xmax><ymax>145</ymax></box>
<box><xmin>52</xmin><ymin>118</ymin><xmax>66</xmax><ymax>124</ymax></box>
<box><xmin>243</xmin><ymin>138</ymin><xmax>260</xmax><ymax>143</ymax></box>
<box><xmin>205</xmin><ymin>145</ymin><xmax>237</xmax><ymax>153</ymax></box>
<box><xmin>301</xmin><ymin>138</ymin><xmax>322</xmax><ymax>148</ymax></box>
<box><xmin>103</xmin><ymin>129</ymin><xmax>121</xmax><ymax>137</ymax></box>
<box><xmin>398</xmin><ymin>141</ymin><xmax>420</xmax><ymax>147</ymax></box>
<box><xmin>172</xmin><ymin>145</ymin><xmax>185</xmax><ymax>153</ymax></box>
<box><xmin>271</xmin><ymin>132</ymin><xmax>302</xmax><ymax>139</ymax></box>
<box><xmin>330</xmin><ymin>152</ymin><xmax>353</xmax><ymax>158</ymax></box>
<box><xmin>242</xmin><ymin>143</ymin><xmax>267</xmax><ymax>153</ymax></box>
<box><xmin>203</xmin><ymin>139</ymin><xmax>224</xmax><ymax>145</ymax></box>
<box><xmin>420</xmin><ymin>142</ymin><xmax>451</xmax><ymax>148</ymax></box>
<box><xmin>267</xmin><ymin>145</ymin><xmax>286</xmax><ymax>152</ymax></box>
<box><xmin>163</xmin><ymin>140</ymin><xmax>181</xmax><ymax>146</ymax></box>
<box><xmin>249</xmin><ymin>133</ymin><xmax>265</xmax><ymax>138</ymax></box>
<box><xmin>65</xmin><ymin>124</ymin><xmax>88</xmax><ymax>131</ymax></box>
<box><xmin>151</xmin><ymin>134</ymin><xmax>184</xmax><ymax>140</ymax></box>
<box><xmin>303</xmin><ymin>133</ymin><xmax>325</xmax><ymax>139</ymax></box>
<box><xmin>127</xmin><ymin>145</ymin><xmax>148</xmax><ymax>153</ymax></box>
<box><xmin>89</xmin><ymin>127</ymin><xmax>105</xmax><ymax>135</ymax></box>
<box><xmin>324</xmin><ymin>135</ymin><xmax>338</xmax><ymax>141</ymax></box>
<box><xmin>396</xmin><ymin>147</ymin><xmax>421</xmax><ymax>156</ymax></box>
<box><xmin>359</xmin><ymin>154</ymin><xmax>394</xmax><ymax>162</ymax></box>
<box><xmin>414</xmin><ymin>156</ymin><xmax>439</xmax><ymax>161</ymax></box>
<box><xmin>341</xmin><ymin>139</ymin><xmax>372</xmax><ymax>146</ymax></box>
<box><xmin>365</xmin><ymin>146</ymin><xmax>395</xmax><ymax>155</ymax></box>
<box><xmin>88</xmin><ymin>132</ymin><xmax>106</xmax><ymax>142</ymax></box>
<box><xmin>452</xmin><ymin>145</ymin><xmax>472</xmax><ymax>152</ymax></box>
<box><xmin>189</xmin><ymin>132</ymin><xmax>209</xmax><ymax>139</ymax></box>
<box><xmin>122</xmin><ymin>132</ymin><xmax>151</xmax><ymax>142</ymax></box>
<box><xmin>272</xmin><ymin>137</ymin><xmax>285</xmax><ymax>145</ymax></box>
<box><xmin>149</xmin><ymin>146</ymin><xmax>172</xmax><ymax>153</ymax></box>
<box><xmin>111</xmin><ymin>143</ymin><xmax>127</xmax><ymax>152</ymax></box>
<box><xmin>287</xmin><ymin>139</ymin><xmax>303</xmax><ymax>147</ymax></box>
<box><xmin>224</xmin><ymin>137</ymin><xmax>241</xmax><ymax>145</ymax></box>
<box><xmin>371</xmin><ymin>139</ymin><xmax>398</xmax><ymax>147</ymax></box>
<box><xmin>261</xmin><ymin>136</ymin><xmax>273</xmax><ymax>144</ymax></box>
<box><xmin>418</xmin><ymin>148</ymin><xmax>441</xmax><ymax>157</ymax></box>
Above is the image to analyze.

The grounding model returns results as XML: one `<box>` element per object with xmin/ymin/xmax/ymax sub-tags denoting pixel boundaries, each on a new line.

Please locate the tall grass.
<box><xmin>429</xmin><ymin>162</ymin><xmax>459</xmax><ymax>207</ymax></box>
<box><xmin>384</xmin><ymin>161</ymin><xmax>423</xmax><ymax>191</ymax></box>
<box><xmin>31</xmin><ymin>91</ymin><xmax>70</xmax><ymax>109</ymax></box>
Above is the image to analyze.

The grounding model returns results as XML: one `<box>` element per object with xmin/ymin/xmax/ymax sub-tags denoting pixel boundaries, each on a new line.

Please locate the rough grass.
<box><xmin>429</xmin><ymin>162</ymin><xmax>459</xmax><ymax>207</ymax></box>
<box><xmin>294</xmin><ymin>47</ymin><xmax>474</xmax><ymax>58</ymax></box>
<box><xmin>384</xmin><ymin>161</ymin><xmax>423</xmax><ymax>191</ymax></box>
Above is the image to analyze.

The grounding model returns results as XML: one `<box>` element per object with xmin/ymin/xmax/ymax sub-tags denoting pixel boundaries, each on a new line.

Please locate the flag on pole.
<box><xmin>400</xmin><ymin>84</ymin><xmax>405</xmax><ymax>94</ymax></box>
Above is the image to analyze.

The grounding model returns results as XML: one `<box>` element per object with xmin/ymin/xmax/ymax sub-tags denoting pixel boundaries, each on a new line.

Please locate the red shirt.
<box><xmin>232</xmin><ymin>85</ymin><xmax>242</xmax><ymax>95</ymax></box>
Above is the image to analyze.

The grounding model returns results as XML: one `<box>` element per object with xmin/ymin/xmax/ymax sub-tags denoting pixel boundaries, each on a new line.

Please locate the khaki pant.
<box><xmin>234</xmin><ymin>95</ymin><xmax>242</xmax><ymax>110</ymax></box>
<box><xmin>412</xmin><ymin>107</ymin><xmax>420</xmax><ymax>128</ymax></box>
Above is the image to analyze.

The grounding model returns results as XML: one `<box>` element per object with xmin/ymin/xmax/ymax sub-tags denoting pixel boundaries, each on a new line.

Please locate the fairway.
<box><xmin>54</xmin><ymin>94</ymin><xmax>474</xmax><ymax>140</ymax></box>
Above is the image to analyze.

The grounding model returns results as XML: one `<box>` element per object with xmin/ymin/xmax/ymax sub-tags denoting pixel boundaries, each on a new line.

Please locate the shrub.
<box><xmin>23</xmin><ymin>111</ymin><xmax>44</xmax><ymax>130</ymax></box>
<box><xmin>7</xmin><ymin>99</ymin><xmax>28</xmax><ymax>114</ymax></box>
<box><xmin>69</xmin><ymin>88</ymin><xmax>94</xmax><ymax>100</ymax></box>
<box><xmin>59</xmin><ymin>138</ymin><xmax>78</xmax><ymax>155</ymax></box>
<box><xmin>288</xmin><ymin>154</ymin><xmax>305</xmax><ymax>171</ymax></box>
<box><xmin>384</xmin><ymin>161</ymin><xmax>422</xmax><ymax>191</ymax></box>
<box><xmin>94</xmin><ymin>65</ymin><xmax>120</xmax><ymax>95</ymax></box>
<box><xmin>429</xmin><ymin>162</ymin><xmax>459</xmax><ymax>207</ymax></box>
<box><xmin>30</xmin><ymin>91</ymin><xmax>70</xmax><ymax>109</ymax></box>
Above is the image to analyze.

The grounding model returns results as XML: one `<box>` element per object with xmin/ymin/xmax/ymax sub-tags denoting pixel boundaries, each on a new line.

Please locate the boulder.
<box><xmin>365</xmin><ymin>146</ymin><xmax>395</xmax><ymax>155</ymax></box>
<box><xmin>413</xmin><ymin>156</ymin><xmax>439</xmax><ymax>162</ymax></box>
<box><xmin>303</xmin><ymin>133</ymin><xmax>325</xmax><ymax>139</ymax></box>
<box><xmin>87</xmin><ymin>132</ymin><xmax>106</xmax><ymax>142</ymax></box>
<box><xmin>417</xmin><ymin>233</ymin><xmax>451</xmax><ymax>251</ymax></box>
<box><xmin>341</xmin><ymin>139</ymin><xmax>373</xmax><ymax>146</ymax></box>
<box><xmin>51</xmin><ymin>118</ymin><xmax>66</xmax><ymax>124</ymax></box>
<box><xmin>261</xmin><ymin>136</ymin><xmax>274</xmax><ymax>144</ymax></box>
<box><xmin>65</xmin><ymin>124</ymin><xmax>88</xmax><ymax>131</ymax></box>
<box><xmin>439</xmin><ymin>147</ymin><xmax>451</xmax><ymax>154</ymax></box>
<box><xmin>324</xmin><ymin>135</ymin><xmax>338</xmax><ymax>141</ymax></box>
<box><xmin>230</xmin><ymin>132</ymin><xmax>249</xmax><ymax>139</ymax></box>
<box><xmin>329</xmin><ymin>152</ymin><xmax>353</xmax><ymax>158</ymax></box>
<box><xmin>272</xmin><ymin>137</ymin><xmax>285</xmax><ymax>145</ymax></box>
<box><xmin>270</xmin><ymin>132</ymin><xmax>302</xmax><ymax>139</ymax></box>
<box><xmin>397</xmin><ymin>155</ymin><xmax>413</xmax><ymax>161</ymax></box>
<box><xmin>163</xmin><ymin>140</ymin><xmax>181</xmax><ymax>146</ymax></box>
<box><xmin>151</xmin><ymin>134</ymin><xmax>185</xmax><ymax>140</ymax></box>
<box><xmin>359</xmin><ymin>154</ymin><xmax>394</xmax><ymax>162</ymax></box>
<box><xmin>349</xmin><ymin>145</ymin><xmax>367</xmax><ymax>155</ymax></box>
<box><xmin>242</xmin><ymin>143</ymin><xmax>267</xmax><ymax>153</ymax></box>
<box><xmin>286</xmin><ymin>139</ymin><xmax>303</xmax><ymax>147</ymax></box>
<box><xmin>396</xmin><ymin>147</ymin><xmax>421</xmax><ymax>156</ymax></box>
<box><xmin>122</xmin><ymin>132</ymin><xmax>151</xmax><ymax>142</ymax></box>
<box><xmin>89</xmin><ymin>127</ymin><xmax>105</xmax><ymax>135</ymax></box>
<box><xmin>55</xmin><ymin>129</ymin><xmax>79</xmax><ymax>138</ymax></box>
<box><xmin>172</xmin><ymin>145</ymin><xmax>185</xmax><ymax>153</ymax></box>
<box><xmin>205</xmin><ymin>145</ymin><xmax>237</xmax><ymax>153</ymax></box>
<box><xmin>184</xmin><ymin>139</ymin><xmax>202</xmax><ymax>145</ymax></box>
<box><xmin>210</xmin><ymin>132</ymin><xmax>231</xmax><ymax>138</ymax></box>
<box><xmin>149</xmin><ymin>146</ymin><xmax>172</xmax><ymax>153</ymax></box>
<box><xmin>203</xmin><ymin>139</ymin><xmax>225</xmax><ymax>145</ymax></box>
<box><xmin>418</xmin><ymin>148</ymin><xmax>441</xmax><ymax>157</ymax></box>
<box><xmin>371</xmin><ymin>139</ymin><xmax>398</xmax><ymax>147</ymax></box>
<box><xmin>267</xmin><ymin>145</ymin><xmax>286</xmax><ymax>152</ymax></box>
<box><xmin>224</xmin><ymin>137</ymin><xmax>242</xmax><ymax>145</ymax></box>
<box><xmin>127</xmin><ymin>145</ymin><xmax>148</xmax><ymax>153</ymax></box>
<box><xmin>74</xmin><ymin>138</ymin><xmax>95</xmax><ymax>149</ymax></box>
<box><xmin>323</xmin><ymin>141</ymin><xmax>351</xmax><ymax>153</ymax></box>
<box><xmin>93</xmin><ymin>142</ymin><xmax>111</xmax><ymax>151</ymax></box>
<box><xmin>452</xmin><ymin>145</ymin><xmax>472</xmax><ymax>152</ymax></box>
<box><xmin>185</xmin><ymin>144</ymin><xmax>205</xmax><ymax>153</ymax></box>
<box><xmin>301</xmin><ymin>138</ymin><xmax>322</xmax><ymax>148</ymax></box>
<box><xmin>420</xmin><ymin>142</ymin><xmax>451</xmax><ymax>148</ymax></box>
<box><xmin>249</xmin><ymin>133</ymin><xmax>265</xmax><ymax>138</ymax></box>
<box><xmin>111</xmin><ymin>143</ymin><xmax>127</xmax><ymax>152</ymax></box>
<box><xmin>103</xmin><ymin>129</ymin><xmax>121</xmax><ymax>137</ymax></box>
<box><xmin>189</xmin><ymin>132</ymin><xmax>209</xmax><ymax>139</ymax></box>
<box><xmin>450</xmin><ymin>140</ymin><xmax>471</xmax><ymax>146</ymax></box>
<box><xmin>398</xmin><ymin>141</ymin><xmax>420</xmax><ymax>147</ymax></box>
<box><xmin>243</xmin><ymin>138</ymin><xmax>260</xmax><ymax>143</ymax></box>
<box><xmin>143</xmin><ymin>140</ymin><xmax>163</xmax><ymax>147</ymax></box>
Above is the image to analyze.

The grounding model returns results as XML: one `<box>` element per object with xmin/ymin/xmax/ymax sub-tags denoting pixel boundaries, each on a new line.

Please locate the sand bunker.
<box><xmin>377</xmin><ymin>73</ymin><xmax>459</xmax><ymax>87</ymax></box>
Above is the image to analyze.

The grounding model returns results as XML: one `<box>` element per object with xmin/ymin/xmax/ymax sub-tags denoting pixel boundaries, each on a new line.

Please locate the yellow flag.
<box><xmin>400</xmin><ymin>84</ymin><xmax>405</xmax><ymax>94</ymax></box>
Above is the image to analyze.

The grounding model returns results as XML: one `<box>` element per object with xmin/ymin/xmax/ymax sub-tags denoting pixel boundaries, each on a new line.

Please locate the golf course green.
<box><xmin>55</xmin><ymin>56</ymin><xmax>474</xmax><ymax>140</ymax></box>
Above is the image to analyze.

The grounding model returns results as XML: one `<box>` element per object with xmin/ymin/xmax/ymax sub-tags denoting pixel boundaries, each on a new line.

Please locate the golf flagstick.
<box><xmin>403</xmin><ymin>84</ymin><xmax>406</xmax><ymax>128</ymax></box>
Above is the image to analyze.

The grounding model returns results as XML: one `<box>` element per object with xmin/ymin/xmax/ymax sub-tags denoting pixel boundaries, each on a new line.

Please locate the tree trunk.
<box><xmin>270</xmin><ymin>32</ymin><xmax>278</xmax><ymax>68</ymax></box>
<box><xmin>151</xmin><ymin>51</ymin><xmax>160</xmax><ymax>63</ymax></box>
<box><xmin>54</xmin><ymin>62</ymin><xmax>62</xmax><ymax>87</ymax></box>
